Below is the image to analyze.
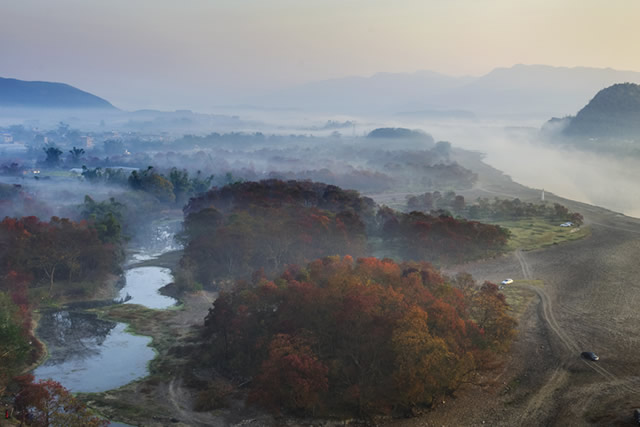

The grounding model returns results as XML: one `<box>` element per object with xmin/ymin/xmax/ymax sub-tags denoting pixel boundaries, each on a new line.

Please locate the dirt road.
<box><xmin>405</xmin><ymin>200</ymin><xmax>640</xmax><ymax>426</ymax></box>
<box><xmin>373</xmin><ymin>153</ymin><xmax>640</xmax><ymax>426</ymax></box>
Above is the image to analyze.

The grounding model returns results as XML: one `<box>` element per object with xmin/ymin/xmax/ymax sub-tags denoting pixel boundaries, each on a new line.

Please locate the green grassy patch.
<box><xmin>90</xmin><ymin>304</ymin><xmax>180</xmax><ymax>377</ymax></box>
<box><xmin>39</xmin><ymin>170</ymin><xmax>77</xmax><ymax>178</ymax></box>
<box><xmin>501</xmin><ymin>279</ymin><xmax>543</xmax><ymax>318</ymax></box>
<box><xmin>488</xmin><ymin>219</ymin><xmax>590</xmax><ymax>251</ymax></box>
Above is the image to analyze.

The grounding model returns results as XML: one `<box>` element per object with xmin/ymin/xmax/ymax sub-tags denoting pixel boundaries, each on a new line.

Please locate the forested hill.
<box><xmin>0</xmin><ymin>77</ymin><xmax>117</xmax><ymax>109</ymax></box>
<box><xmin>561</xmin><ymin>83</ymin><xmax>640</xmax><ymax>140</ymax></box>
<box><xmin>183</xmin><ymin>179</ymin><xmax>377</xmax><ymax>218</ymax></box>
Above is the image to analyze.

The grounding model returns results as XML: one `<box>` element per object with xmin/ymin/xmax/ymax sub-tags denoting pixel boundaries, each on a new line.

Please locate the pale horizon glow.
<box><xmin>2</xmin><ymin>0</ymin><xmax>639</xmax><ymax>110</ymax></box>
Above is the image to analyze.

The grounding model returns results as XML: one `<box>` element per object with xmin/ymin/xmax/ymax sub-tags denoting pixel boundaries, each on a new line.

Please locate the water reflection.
<box><xmin>33</xmin><ymin>311</ymin><xmax>154</xmax><ymax>393</ymax></box>
<box><xmin>32</xmin><ymin>220</ymin><xmax>178</xmax><ymax>394</ymax></box>
<box><xmin>119</xmin><ymin>267</ymin><xmax>176</xmax><ymax>309</ymax></box>
<box><xmin>36</xmin><ymin>311</ymin><xmax>115</xmax><ymax>365</ymax></box>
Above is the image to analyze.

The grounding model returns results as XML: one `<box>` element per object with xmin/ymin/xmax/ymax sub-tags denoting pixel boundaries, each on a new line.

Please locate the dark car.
<box><xmin>581</xmin><ymin>351</ymin><xmax>599</xmax><ymax>361</ymax></box>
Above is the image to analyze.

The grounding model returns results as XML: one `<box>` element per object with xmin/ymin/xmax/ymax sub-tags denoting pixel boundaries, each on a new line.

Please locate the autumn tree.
<box><xmin>179</xmin><ymin>181</ymin><xmax>370</xmax><ymax>284</ymax></box>
<box><xmin>392</xmin><ymin>306</ymin><xmax>454</xmax><ymax>409</ymax></box>
<box><xmin>0</xmin><ymin>216</ymin><xmax>119</xmax><ymax>297</ymax></box>
<box><xmin>249</xmin><ymin>334</ymin><xmax>328</xmax><ymax>414</ymax></box>
<box><xmin>200</xmin><ymin>256</ymin><xmax>516</xmax><ymax>417</ymax></box>
<box><xmin>471</xmin><ymin>282</ymin><xmax>517</xmax><ymax>352</ymax></box>
<box><xmin>26</xmin><ymin>218</ymin><xmax>89</xmax><ymax>295</ymax></box>
<box><xmin>14</xmin><ymin>376</ymin><xmax>108</xmax><ymax>427</ymax></box>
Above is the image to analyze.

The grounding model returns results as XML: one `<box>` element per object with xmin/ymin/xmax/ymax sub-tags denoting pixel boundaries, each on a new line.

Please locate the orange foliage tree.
<box><xmin>200</xmin><ymin>256</ymin><xmax>516</xmax><ymax>417</ymax></box>
<box><xmin>248</xmin><ymin>334</ymin><xmax>328</xmax><ymax>414</ymax></box>
<box><xmin>0</xmin><ymin>216</ymin><xmax>118</xmax><ymax>296</ymax></box>
<box><xmin>14</xmin><ymin>375</ymin><xmax>108</xmax><ymax>426</ymax></box>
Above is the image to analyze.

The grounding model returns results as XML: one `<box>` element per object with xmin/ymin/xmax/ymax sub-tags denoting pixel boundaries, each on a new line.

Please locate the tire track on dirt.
<box><xmin>587</xmin><ymin>220</ymin><xmax>640</xmax><ymax>235</ymax></box>
<box><xmin>514</xmin><ymin>250</ymin><xmax>639</xmax><ymax>394</ymax></box>
<box><xmin>168</xmin><ymin>378</ymin><xmax>225</xmax><ymax>427</ymax></box>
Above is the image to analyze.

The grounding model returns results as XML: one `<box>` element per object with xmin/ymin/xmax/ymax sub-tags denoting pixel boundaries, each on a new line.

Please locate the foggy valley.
<box><xmin>4</xmin><ymin>2</ymin><xmax>640</xmax><ymax>427</ymax></box>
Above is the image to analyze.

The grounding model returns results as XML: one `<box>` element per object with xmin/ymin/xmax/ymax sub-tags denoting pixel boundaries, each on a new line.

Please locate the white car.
<box><xmin>559</xmin><ymin>222</ymin><xmax>574</xmax><ymax>227</ymax></box>
<box><xmin>501</xmin><ymin>278</ymin><xmax>514</xmax><ymax>285</ymax></box>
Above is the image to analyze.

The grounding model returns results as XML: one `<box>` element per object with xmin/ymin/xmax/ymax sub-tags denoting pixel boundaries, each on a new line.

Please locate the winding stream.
<box><xmin>32</xmin><ymin>219</ymin><xmax>182</xmax><ymax>424</ymax></box>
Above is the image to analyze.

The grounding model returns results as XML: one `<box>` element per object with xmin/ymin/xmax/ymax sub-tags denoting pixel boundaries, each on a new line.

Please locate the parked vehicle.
<box><xmin>581</xmin><ymin>351</ymin><xmax>599</xmax><ymax>361</ymax></box>
<box><xmin>501</xmin><ymin>278</ymin><xmax>514</xmax><ymax>285</ymax></box>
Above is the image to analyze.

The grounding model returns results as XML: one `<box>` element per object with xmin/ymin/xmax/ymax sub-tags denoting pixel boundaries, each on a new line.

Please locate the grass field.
<box><xmin>489</xmin><ymin>219</ymin><xmax>590</xmax><ymax>251</ymax></box>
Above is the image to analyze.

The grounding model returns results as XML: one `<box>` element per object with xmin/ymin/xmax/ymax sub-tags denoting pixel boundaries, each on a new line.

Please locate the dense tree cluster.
<box><xmin>79</xmin><ymin>196</ymin><xmax>125</xmax><ymax>245</ymax></box>
<box><xmin>0</xmin><ymin>216</ymin><xmax>120</xmax><ymax>297</ymax></box>
<box><xmin>179</xmin><ymin>180</ymin><xmax>510</xmax><ymax>287</ymax></box>
<box><xmin>379</xmin><ymin>210</ymin><xmax>510</xmax><ymax>264</ymax></box>
<box><xmin>406</xmin><ymin>191</ymin><xmax>466</xmax><ymax>213</ymax></box>
<box><xmin>406</xmin><ymin>192</ymin><xmax>584</xmax><ymax>225</ymax></box>
<box><xmin>200</xmin><ymin>256</ymin><xmax>516</xmax><ymax>416</ymax></box>
<box><xmin>179</xmin><ymin>180</ymin><xmax>373</xmax><ymax>287</ymax></box>
<box><xmin>81</xmin><ymin>166</ymin><xmax>214</xmax><ymax>205</ymax></box>
<box><xmin>467</xmin><ymin>198</ymin><xmax>584</xmax><ymax>225</ymax></box>
<box><xmin>184</xmin><ymin>179</ymin><xmax>376</xmax><ymax>218</ymax></box>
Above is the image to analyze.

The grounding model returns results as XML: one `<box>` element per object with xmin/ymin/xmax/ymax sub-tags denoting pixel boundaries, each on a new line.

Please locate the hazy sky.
<box><xmin>2</xmin><ymin>0</ymin><xmax>639</xmax><ymax>110</ymax></box>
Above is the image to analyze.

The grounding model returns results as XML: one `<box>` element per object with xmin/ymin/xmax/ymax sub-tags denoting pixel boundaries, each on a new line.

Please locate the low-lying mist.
<box><xmin>4</xmin><ymin>106</ymin><xmax>640</xmax><ymax>219</ymax></box>
<box><xmin>397</xmin><ymin>119</ymin><xmax>640</xmax><ymax>217</ymax></box>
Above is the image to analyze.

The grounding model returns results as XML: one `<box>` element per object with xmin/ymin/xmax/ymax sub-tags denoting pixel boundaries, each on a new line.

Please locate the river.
<box><xmin>32</xmin><ymin>219</ymin><xmax>182</xmax><ymax>425</ymax></box>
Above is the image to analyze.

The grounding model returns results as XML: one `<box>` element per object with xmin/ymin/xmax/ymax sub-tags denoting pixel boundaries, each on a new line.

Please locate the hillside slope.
<box><xmin>562</xmin><ymin>83</ymin><xmax>640</xmax><ymax>139</ymax></box>
<box><xmin>0</xmin><ymin>77</ymin><xmax>116</xmax><ymax>109</ymax></box>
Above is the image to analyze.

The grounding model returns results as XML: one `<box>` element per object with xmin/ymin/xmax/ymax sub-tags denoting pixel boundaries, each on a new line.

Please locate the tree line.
<box><xmin>177</xmin><ymin>180</ymin><xmax>509</xmax><ymax>289</ymax></box>
<box><xmin>81</xmin><ymin>166</ymin><xmax>215</xmax><ymax>205</ymax></box>
<box><xmin>406</xmin><ymin>191</ymin><xmax>584</xmax><ymax>225</ymax></box>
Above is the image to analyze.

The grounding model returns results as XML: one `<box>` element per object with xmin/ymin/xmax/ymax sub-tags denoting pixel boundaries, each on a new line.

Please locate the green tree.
<box><xmin>0</xmin><ymin>292</ymin><xmax>30</xmax><ymax>397</ymax></box>
<box><xmin>128</xmin><ymin>167</ymin><xmax>175</xmax><ymax>203</ymax></box>
<box><xmin>191</xmin><ymin>170</ymin><xmax>214</xmax><ymax>195</ymax></box>
<box><xmin>80</xmin><ymin>196</ymin><xmax>125</xmax><ymax>244</ymax></box>
<box><xmin>43</xmin><ymin>145</ymin><xmax>63</xmax><ymax>167</ymax></box>
<box><xmin>68</xmin><ymin>147</ymin><xmax>85</xmax><ymax>165</ymax></box>
<box><xmin>169</xmin><ymin>168</ymin><xmax>192</xmax><ymax>203</ymax></box>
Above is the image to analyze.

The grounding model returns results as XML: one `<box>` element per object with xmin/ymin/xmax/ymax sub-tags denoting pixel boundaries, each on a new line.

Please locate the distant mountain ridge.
<box><xmin>249</xmin><ymin>65</ymin><xmax>640</xmax><ymax>117</ymax></box>
<box><xmin>558</xmin><ymin>83</ymin><xmax>640</xmax><ymax>140</ymax></box>
<box><xmin>0</xmin><ymin>77</ymin><xmax>117</xmax><ymax>109</ymax></box>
